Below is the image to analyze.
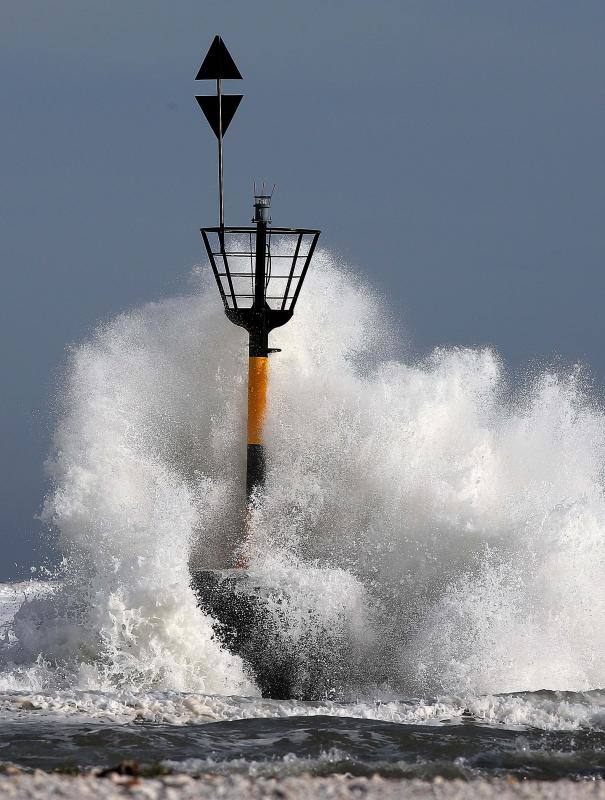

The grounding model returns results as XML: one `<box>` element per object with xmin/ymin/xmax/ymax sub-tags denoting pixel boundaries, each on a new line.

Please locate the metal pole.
<box><xmin>253</xmin><ymin>217</ymin><xmax>267</xmax><ymax>310</ymax></box>
<box><xmin>246</xmin><ymin>348</ymin><xmax>268</xmax><ymax>494</ymax></box>
<box><xmin>238</xmin><ymin>213</ymin><xmax>269</xmax><ymax>568</ymax></box>
<box><xmin>217</xmin><ymin>77</ymin><xmax>224</xmax><ymax>227</ymax></box>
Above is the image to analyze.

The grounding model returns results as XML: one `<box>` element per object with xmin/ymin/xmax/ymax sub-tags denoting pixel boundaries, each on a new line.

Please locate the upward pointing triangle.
<box><xmin>196</xmin><ymin>36</ymin><xmax>242</xmax><ymax>80</ymax></box>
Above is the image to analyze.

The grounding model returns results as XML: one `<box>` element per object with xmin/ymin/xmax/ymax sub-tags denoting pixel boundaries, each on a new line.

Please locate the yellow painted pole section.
<box><xmin>236</xmin><ymin>356</ymin><xmax>268</xmax><ymax>569</ymax></box>
<box><xmin>247</xmin><ymin>357</ymin><xmax>269</xmax><ymax>444</ymax></box>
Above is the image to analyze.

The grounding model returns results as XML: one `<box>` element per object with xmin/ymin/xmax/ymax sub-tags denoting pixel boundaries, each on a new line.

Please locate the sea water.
<box><xmin>0</xmin><ymin>250</ymin><xmax>604</xmax><ymax>778</ymax></box>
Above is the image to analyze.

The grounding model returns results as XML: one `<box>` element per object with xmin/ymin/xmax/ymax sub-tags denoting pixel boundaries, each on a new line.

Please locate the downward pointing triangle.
<box><xmin>195</xmin><ymin>95</ymin><xmax>243</xmax><ymax>138</ymax></box>
<box><xmin>196</xmin><ymin>36</ymin><xmax>242</xmax><ymax>80</ymax></box>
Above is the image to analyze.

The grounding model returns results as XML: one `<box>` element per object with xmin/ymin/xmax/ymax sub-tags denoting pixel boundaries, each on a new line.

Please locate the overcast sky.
<box><xmin>1</xmin><ymin>1</ymin><xmax>604</xmax><ymax>579</ymax></box>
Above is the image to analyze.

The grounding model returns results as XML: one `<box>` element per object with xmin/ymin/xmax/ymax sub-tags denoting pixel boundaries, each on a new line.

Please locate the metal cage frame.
<box><xmin>200</xmin><ymin>226</ymin><xmax>320</xmax><ymax>316</ymax></box>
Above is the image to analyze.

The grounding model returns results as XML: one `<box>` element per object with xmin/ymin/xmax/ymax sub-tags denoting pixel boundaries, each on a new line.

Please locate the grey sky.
<box><xmin>1</xmin><ymin>1</ymin><xmax>604</xmax><ymax>579</ymax></box>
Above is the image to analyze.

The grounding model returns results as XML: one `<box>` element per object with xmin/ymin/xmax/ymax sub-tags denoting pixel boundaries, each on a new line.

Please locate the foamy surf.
<box><xmin>0</xmin><ymin>683</ymin><xmax>604</xmax><ymax>731</ymax></box>
<box><xmin>1</xmin><ymin>250</ymin><xmax>604</xmax><ymax>736</ymax></box>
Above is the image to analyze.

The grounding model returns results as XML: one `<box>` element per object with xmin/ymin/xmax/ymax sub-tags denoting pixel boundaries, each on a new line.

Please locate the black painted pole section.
<box><xmin>254</xmin><ymin>217</ymin><xmax>266</xmax><ymax>310</ymax></box>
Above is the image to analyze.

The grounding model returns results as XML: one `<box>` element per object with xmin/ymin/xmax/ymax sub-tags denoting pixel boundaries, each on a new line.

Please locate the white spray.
<box><xmin>2</xmin><ymin>250</ymin><xmax>604</xmax><ymax>697</ymax></box>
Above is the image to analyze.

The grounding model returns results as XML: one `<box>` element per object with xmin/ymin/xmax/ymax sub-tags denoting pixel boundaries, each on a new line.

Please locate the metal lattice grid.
<box><xmin>201</xmin><ymin>227</ymin><xmax>320</xmax><ymax>312</ymax></box>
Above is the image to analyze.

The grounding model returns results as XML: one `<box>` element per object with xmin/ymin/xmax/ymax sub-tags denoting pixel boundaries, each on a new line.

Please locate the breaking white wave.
<box><xmin>0</xmin><ymin>685</ymin><xmax>603</xmax><ymax>732</ymax></box>
<box><xmin>1</xmin><ymin>248</ymin><xmax>605</xmax><ymax>710</ymax></box>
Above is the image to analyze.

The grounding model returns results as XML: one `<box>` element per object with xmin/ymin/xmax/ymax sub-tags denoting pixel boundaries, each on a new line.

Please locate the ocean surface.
<box><xmin>1</xmin><ymin>252</ymin><xmax>604</xmax><ymax>780</ymax></box>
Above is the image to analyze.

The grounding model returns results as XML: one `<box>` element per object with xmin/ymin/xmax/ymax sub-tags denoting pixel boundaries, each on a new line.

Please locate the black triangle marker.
<box><xmin>195</xmin><ymin>95</ymin><xmax>243</xmax><ymax>138</ymax></box>
<box><xmin>196</xmin><ymin>35</ymin><xmax>243</xmax><ymax>80</ymax></box>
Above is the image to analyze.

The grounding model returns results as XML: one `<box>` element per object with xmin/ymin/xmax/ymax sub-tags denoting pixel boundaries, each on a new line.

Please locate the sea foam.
<box><xmin>0</xmin><ymin>249</ymin><xmax>604</xmax><ymax>703</ymax></box>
